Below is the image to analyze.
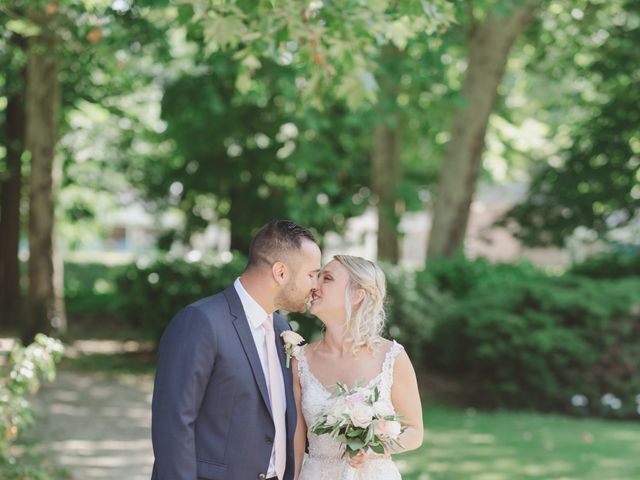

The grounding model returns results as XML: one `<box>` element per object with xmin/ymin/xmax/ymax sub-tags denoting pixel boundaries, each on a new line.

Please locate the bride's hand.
<box><xmin>348</xmin><ymin>449</ymin><xmax>388</xmax><ymax>468</ymax></box>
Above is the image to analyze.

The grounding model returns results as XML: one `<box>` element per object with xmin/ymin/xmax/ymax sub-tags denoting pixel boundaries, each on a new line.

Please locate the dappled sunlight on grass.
<box><xmin>398</xmin><ymin>404</ymin><xmax>640</xmax><ymax>479</ymax></box>
<box><xmin>16</xmin><ymin>346</ymin><xmax>639</xmax><ymax>480</ymax></box>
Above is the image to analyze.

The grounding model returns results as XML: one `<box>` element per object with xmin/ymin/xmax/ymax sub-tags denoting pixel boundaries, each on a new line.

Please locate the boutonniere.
<box><xmin>280</xmin><ymin>330</ymin><xmax>305</xmax><ymax>368</ymax></box>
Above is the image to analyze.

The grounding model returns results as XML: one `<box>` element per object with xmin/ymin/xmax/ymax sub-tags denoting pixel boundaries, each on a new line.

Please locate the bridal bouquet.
<box><xmin>310</xmin><ymin>382</ymin><xmax>405</xmax><ymax>480</ymax></box>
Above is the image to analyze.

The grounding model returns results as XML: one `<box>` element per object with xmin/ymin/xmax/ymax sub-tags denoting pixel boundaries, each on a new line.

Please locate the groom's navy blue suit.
<box><xmin>151</xmin><ymin>285</ymin><xmax>297</xmax><ymax>480</ymax></box>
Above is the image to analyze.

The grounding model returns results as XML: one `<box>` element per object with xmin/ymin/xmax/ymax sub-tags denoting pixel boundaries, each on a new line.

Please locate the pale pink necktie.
<box><xmin>263</xmin><ymin>315</ymin><xmax>286</xmax><ymax>479</ymax></box>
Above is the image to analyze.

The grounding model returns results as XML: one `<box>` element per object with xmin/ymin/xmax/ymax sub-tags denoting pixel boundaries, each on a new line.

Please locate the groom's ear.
<box><xmin>272</xmin><ymin>261</ymin><xmax>289</xmax><ymax>285</ymax></box>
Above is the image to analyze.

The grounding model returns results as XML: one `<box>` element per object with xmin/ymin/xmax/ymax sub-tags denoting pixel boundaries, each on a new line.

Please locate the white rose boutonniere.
<box><xmin>280</xmin><ymin>330</ymin><xmax>305</xmax><ymax>368</ymax></box>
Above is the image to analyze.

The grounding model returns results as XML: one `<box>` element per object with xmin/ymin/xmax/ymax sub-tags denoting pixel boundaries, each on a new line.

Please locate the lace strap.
<box><xmin>381</xmin><ymin>341</ymin><xmax>404</xmax><ymax>383</ymax></box>
<box><xmin>295</xmin><ymin>344</ymin><xmax>310</xmax><ymax>377</ymax></box>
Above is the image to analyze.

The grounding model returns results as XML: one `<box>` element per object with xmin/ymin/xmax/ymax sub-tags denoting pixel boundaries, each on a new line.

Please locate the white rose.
<box><xmin>384</xmin><ymin>420</ymin><xmax>402</xmax><ymax>440</ymax></box>
<box><xmin>349</xmin><ymin>404</ymin><xmax>374</xmax><ymax>428</ymax></box>
<box><xmin>281</xmin><ymin>330</ymin><xmax>305</xmax><ymax>345</ymax></box>
<box><xmin>372</xmin><ymin>400</ymin><xmax>394</xmax><ymax>417</ymax></box>
<box><xmin>329</xmin><ymin>398</ymin><xmax>351</xmax><ymax>418</ymax></box>
<box><xmin>326</xmin><ymin>412</ymin><xmax>342</xmax><ymax>426</ymax></box>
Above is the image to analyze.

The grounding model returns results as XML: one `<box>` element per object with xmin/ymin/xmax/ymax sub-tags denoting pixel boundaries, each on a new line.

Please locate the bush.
<box><xmin>430</xmin><ymin>273</ymin><xmax>640</xmax><ymax>419</ymax></box>
<box><xmin>0</xmin><ymin>334</ymin><xmax>64</xmax><ymax>478</ymax></box>
<box><xmin>116</xmin><ymin>253</ymin><xmax>247</xmax><ymax>342</ymax></box>
<box><xmin>570</xmin><ymin>251</ymin><xmax>640</xmax><ymax>279</ymax></box>
<box><xmin>383</xmin><ymin>264</ymin><xmax>450</xmax><ymax>367</ymax></box>
<box><xmin>64</xmin><ymin>260</ymin><xmax>129</xmax><ymax>317</ymax></box>
<box><xmin>425</xmin><ymin>255</ymin><xmax>545</xmax><ymax>298</ymax></box>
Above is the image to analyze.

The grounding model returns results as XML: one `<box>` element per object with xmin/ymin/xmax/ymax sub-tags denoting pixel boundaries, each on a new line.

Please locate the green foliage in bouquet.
<box><xmin>311</xmin><ymin>383</ymin><xmax>405</xmax><ymax>457</ymax></box>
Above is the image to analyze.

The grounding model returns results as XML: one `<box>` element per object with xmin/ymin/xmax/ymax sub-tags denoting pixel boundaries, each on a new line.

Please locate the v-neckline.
<box><xmin>301</xmin><ymin>341</ymin><xmax>397</xmax><ymax>395</ymax></box>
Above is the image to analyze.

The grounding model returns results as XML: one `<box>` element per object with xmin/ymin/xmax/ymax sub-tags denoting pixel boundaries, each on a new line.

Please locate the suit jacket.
<box><xmin>151</xmin><ymin>285</ymin><xmax>297</xmax><ymax>480</ymax></box>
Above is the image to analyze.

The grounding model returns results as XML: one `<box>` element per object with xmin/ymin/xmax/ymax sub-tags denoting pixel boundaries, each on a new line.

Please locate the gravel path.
<box><xmin>29</xmin><ymin>370</ymin><xmax>155</xmax><ymax>480</ymax></box>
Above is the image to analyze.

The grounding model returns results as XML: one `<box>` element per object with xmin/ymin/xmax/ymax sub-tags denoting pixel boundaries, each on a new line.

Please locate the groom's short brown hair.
<box><xmin>247</xmin><ymin>220</ymin><xmax>317</xmax><ymax>269</ymax></box>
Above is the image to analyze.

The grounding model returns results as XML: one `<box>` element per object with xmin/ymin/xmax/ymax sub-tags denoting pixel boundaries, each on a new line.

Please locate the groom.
<box><xmin>151</xmin><ymin>220</ymin><xmax>321</xmax><ymax>480</ymax></box>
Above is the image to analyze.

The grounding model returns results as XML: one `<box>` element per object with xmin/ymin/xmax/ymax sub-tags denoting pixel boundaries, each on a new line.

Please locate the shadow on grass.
<box><xmin>398</xmin><ymin>404</ymin><xmax>640</xmax><ymax>480</ymax></box>
<box><xmin>61</xmin><ymin>349</ymin><xmax>157</xmax><ymax>376</ymax></box>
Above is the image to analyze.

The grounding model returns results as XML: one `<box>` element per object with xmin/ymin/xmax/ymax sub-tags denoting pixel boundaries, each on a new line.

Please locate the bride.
<box><xmin>292</xmin><ymin>255</ymin><xmax>424</xmax><ymax>480</ymax></box>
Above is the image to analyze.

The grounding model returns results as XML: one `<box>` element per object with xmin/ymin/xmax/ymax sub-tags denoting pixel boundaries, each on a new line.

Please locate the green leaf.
<box><xmin>347</xmin><ymin>438</ymin><xmax>365</xmax><ymax>450</ymax></box>
<box><xmin>370</xmin><ymin>443</ymin><xmax>385</xmax><ymax>455</ymax></box>
<box><xmin>203</xmin><ymin>15</ymin><xmax>247</xmax><ymax>50</ymax></box>
<box><xmin>6</xmin><ymin>19</ymin><xmax>41</xmax><ymax>37</ymax></box>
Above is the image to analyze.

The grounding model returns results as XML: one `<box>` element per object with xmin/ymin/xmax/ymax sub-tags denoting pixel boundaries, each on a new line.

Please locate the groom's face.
<box><xmin>276</xmin><ymin>239</ymin><xmax>321</xmax><ymax>313</ymax></box>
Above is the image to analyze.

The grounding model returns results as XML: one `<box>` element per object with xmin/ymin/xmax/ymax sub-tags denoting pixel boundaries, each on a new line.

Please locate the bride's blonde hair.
<box><xmin>333</xmin><ymin>255</ymin><xmax>386</xmax><ymax>354</ymax></box>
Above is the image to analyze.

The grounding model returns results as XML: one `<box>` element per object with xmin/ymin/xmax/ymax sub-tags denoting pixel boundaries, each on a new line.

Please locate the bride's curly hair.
<box><xmin>333</xmin><ymin>255</ymin><xmax>386</xmax><ymax>354</ymax></box>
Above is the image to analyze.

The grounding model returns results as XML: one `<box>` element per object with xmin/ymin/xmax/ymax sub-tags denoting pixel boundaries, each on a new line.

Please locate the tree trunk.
<box><xmin>426</xmin><ymin>2</ymin><xmax>540</xmax><ymax>259</ymax></box>
<box><xmin>52</xmin><ymin>151</ymin><xmax>67</xmax><ymax>335</ymax></box>
<box><xmin>23</xmin><ymin>27</ymin><xmax>63</xmax><ymax>343</ymax></box>
<box><xmin>372</xmin><ymin>122</ymin><xmax>402</xmax><ymax>263</ymax></box>
<box><xmin>372</xmin><ymin>45</ymin><xmax>403</xmax><ymax>264</ymax></box>
<box><xmin>0</xmin><ymin>35</ymin><xmax>27</xmax><ymax>329</ymax></box>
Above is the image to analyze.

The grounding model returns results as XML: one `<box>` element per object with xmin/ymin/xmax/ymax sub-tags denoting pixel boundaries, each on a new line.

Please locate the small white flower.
<box><xmin>571</xmin><ymin>394</ymin><xmax>589</xmax><ymax>407</ymax></box>
<box><xmin>601</xmin><ymin>393</ymin><xmax>622</xmax><ymax>409</ymax></box>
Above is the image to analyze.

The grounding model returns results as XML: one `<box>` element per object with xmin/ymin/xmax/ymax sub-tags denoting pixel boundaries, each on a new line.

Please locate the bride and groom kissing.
<box><xmin>151</xmin><ymin>220</ymin><xmax>423</xmax><ymax>480</ymax></box>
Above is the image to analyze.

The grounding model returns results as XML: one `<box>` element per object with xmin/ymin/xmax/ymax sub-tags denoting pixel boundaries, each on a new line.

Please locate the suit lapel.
<box><xmin>224</xmin><ymin>286</ymin><xmax>273</xmax><ymax>417</ymax></box>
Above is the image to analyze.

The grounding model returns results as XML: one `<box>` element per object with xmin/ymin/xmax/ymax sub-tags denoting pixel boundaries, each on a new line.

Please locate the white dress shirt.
<box><xmin>234</xmin><ymin>278</ymin><xmax>287</xmax><ymax>478</ymax></box>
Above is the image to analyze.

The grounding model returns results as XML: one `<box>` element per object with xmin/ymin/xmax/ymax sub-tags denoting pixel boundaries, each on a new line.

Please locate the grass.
<box><xmin>57</xmin><ymin>349</ymin><xmax>640</xmax><ymax>479</ymax></box>
<box><xmin>60</xmin><ymin>350</ymin><xmax>156</xmax><ymax>375</ymax></box>
<box><xmin>398</xmin><ymin>403</ymin><xmax>640</xmax><ymax>480</ymax></box>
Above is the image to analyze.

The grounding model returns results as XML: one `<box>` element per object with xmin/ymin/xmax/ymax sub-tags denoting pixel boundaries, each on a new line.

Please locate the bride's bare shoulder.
<box><xmin>375</xmin><ymin>337</ymin><xmax>395</xmax><ymax>352</ymax></box>
<box><xmin>306</xmin><ymin>339</ymin><xmax>322</xmax><ymax>348</ymax></box>
<box><xmin>304</xmin><ymin>339</ymin><xmax>322</xmax><ymax>352</ymax></box>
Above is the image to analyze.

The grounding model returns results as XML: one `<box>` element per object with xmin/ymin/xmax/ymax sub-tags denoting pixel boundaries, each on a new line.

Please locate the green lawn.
<box><xmin>47</xmin><ymin>349</ymin><xmax>640</xmax><ymax>480</ymax></box>
<box><xmin>398</xmin><ymin>403</ymin><xmax>640</xmax><ymax>480</ymax></box>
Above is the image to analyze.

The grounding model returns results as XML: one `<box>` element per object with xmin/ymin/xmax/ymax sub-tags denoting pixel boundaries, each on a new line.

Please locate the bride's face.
<box><xmin>309</xmin><ymin>260</ymin><xmax>351</xmax><ymax>321</ymax></box>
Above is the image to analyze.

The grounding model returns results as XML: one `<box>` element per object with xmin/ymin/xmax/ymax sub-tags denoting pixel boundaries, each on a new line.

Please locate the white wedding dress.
<box><xmin>296</xmin><ymin>341</ymin><xmax>405</xmax><ymax>480</ymax></box>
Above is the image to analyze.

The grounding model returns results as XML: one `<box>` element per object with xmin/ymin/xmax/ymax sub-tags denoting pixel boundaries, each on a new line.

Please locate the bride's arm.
<box><xmin>390</xmin><ymin>350</ymin><xmax>424</xmax><ymax>452</ymax></box>
<box><xmin>292</xmin><ymin>357</ymin><xmax>307</xmax><ymax>479</ymax></box>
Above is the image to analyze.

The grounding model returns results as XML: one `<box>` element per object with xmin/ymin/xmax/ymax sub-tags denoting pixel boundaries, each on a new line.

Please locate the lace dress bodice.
<box><xmin>296</xmin><ymin>341</ymin><xmax>404</xmax><ymax>480</ymax></box>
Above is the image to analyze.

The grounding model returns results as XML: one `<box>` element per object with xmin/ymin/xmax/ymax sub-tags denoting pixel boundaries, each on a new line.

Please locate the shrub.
<box><xmin>570</xmin><ymin>251</ymin><xmax>640</xmax><ymax>279</ymax></box>
<box><xmin>383</xmin><ymin>264</ymin><xmax>449</xmax><ymax>367</ymax></box>
<box><xmin>430</xmin><ymin>273</ymin><xmax>640</xmax><ymax>419</ymax></box>
<box><xmin>0</xmin><ymin>334</ymin><xmax>64</xmax><ymax>477</ymax></box>
<box><xmin>64</xmin><ymin>260</ymin><xmax>129</xmax><ymax>317</ymax></box>
<box><xmin>425</xmin><ymin>255</ymin><xmax>545</xmax><ymax>298</ymax></box>
<box><xmin>115</xmin><ymin>253</ymin><xmax>247</xmax><ymax>342</ymax></box>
